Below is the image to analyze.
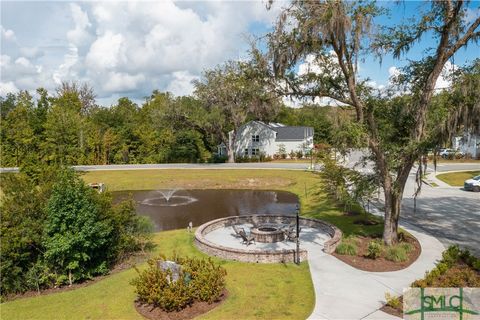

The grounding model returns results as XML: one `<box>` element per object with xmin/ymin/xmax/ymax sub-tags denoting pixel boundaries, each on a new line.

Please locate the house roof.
<box><xmin>272</xmin><ymin>126</ymin><xmax>314</xmax><ymax>140</ymax></box>
<box><xmin>257</xmin><ymin>121</ymin><xmax>314</xmax><ymax>140</ymax></box>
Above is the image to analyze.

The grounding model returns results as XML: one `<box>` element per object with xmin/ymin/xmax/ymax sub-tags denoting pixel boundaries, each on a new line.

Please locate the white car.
<box><xmin>464</xmin><ymin>175</ymin><xmax>480</xmax><ymax>192</ymax></box>
<box><xmin>439</xmin><ymin>148</ymin><xmax>464</xmax><ymax>159</ymax></box>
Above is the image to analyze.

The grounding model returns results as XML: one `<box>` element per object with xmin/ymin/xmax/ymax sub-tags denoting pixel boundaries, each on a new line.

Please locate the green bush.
<box><xmin>131</xmin><ymin>256</ymin><xmax>226</xmax><ymax>311</ymax></box>
<box><xmin>335</xmin><ymin>237</ymin><xmax>358</xmax><ymax>256</ymax></box>
<box><xmin>43</xmin><ymin>169</ymin><xmax>114</xmax><ymax>286</ymax></box>
<box><xmin>385</xmin><ymin>245</ymin><xmax>408</xmax><ymax>262</ymax></box>
<box><xmin>110</xmin><ymin>198</ymin><xmax>154</xmax><ymax>256</ymax></box>
<box><xmin>366</xmin><ymin>240</ymin><xmax>383</xmax><ymax>259</ymax></box>
<box><xmin>385</xmin><ymin>292</ymin><xmax>401</xmax><ymax>309</ymax></box>
<box><xmin>1</xmin><ymin>167</ymin><xmax>155</xmax><ymax>298</ymax></box>
<box><xmin>412</xmin><ymin>246</ymin><xmax>480</xmax><ymax>288</ymax></box>
<box><xmin>399</xmin><ymin>242</ymin><xmax>413</xmax><ymax>254</ymax></box>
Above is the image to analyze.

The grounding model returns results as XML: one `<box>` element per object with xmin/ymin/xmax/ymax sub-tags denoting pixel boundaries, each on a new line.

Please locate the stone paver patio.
<box><xmin>203</xmin><ymin>220</ymin><xmax>444</xmax><ymax>320</ymax></box>
<box><xmin>204</xmin><ymin>224</ymin><xmax>331</xmax><ymax>251</ymax></box>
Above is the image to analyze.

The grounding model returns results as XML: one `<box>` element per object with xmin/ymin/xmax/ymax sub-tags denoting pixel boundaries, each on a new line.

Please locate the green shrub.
<box><xmin>399</xmin><ymin>242</ymin><xmax>413</xmax><ymax>254</ymax></box>
<box><xmin>385</xmin><ymin>245</ymin><xmax>408</xmax><ymax>262</ymax></box>
<box><xmin>335</xmin><ymin>237</ymin><xmax>358</xmax><ymax>256</ymax></box>
<box><xmin>412</xmin><ymin>246</ymin><xmax>480</xmax><ymax>288</ymax></box>
<box><xmin>366</xmin><ymin>240</ymin><xmax>383</xmax><ymax>259</ymax></box>
<box><xmin>43</xmin><ymin>169</ymin><xmax>114</xmax><ymax>286</ymax></box>
<box><xmin>131</xmin><ymin>256</ymin><xmax>226</xmax><ymax>311</ymax></box>
<box><xmin>385</xmin><ymin>292</ymin><xmax>401</xmax><ymax>309</ymax></box>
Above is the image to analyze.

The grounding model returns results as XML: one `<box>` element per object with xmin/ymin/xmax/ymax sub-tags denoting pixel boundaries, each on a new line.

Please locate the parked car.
<box><xmin>464</xmin><ymin>175</ymin><xmax>480</xmax><ymax>192</ymax></box>
<box><xmin>439</xmin><ymin>148</ymin><xmax>464</xmax><ymax>159</ymax></box>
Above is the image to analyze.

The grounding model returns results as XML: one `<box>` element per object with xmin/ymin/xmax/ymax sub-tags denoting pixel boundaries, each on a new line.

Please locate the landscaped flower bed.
<box><xmin>131</xmin><ymin>256</ymin><xmax>227</xmax><ymax>320</ymax></box>
<box><xmin>381</xmin><ymin>246</ymin><xmax>480</xmax><ymax>317</ymax></box>
<box><xmin>332</xmin><ymin>232</ymin><xmax>421</xmax><ymax>272</ymax></box>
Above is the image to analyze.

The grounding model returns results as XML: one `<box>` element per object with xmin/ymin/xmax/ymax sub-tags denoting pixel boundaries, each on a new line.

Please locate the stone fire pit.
<box><xmin>195</xmin><ymin>215</ymin><xmax>342</xmax><ymax>263</ymax></box>
<box><xmin>251</xmin><ymin>225</ymin><xmax>285</xmax><ymax>243</ymax></box>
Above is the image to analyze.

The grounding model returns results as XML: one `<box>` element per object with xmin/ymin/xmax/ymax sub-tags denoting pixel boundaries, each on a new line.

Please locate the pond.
<box><xmin>113</xmin><ymin>189</ymin><xmax>299</xmax><ymax>231</ymax></box>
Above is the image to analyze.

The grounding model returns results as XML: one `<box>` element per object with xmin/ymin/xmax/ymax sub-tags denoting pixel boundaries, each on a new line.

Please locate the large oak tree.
<box><xmin>266</xmin><ymin>0</ymin><xmax>480</xmax><ymax>244</ymax></box>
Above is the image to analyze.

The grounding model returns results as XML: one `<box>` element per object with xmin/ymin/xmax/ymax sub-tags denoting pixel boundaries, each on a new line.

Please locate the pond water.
<box><xmin>113</xmin><ymin>189</ymin><xmax>299</xmax><ymax>231</ymax></box>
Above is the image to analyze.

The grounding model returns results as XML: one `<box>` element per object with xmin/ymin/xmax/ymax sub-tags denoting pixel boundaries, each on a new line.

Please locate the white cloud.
<box><xmin>86</xmin><ymin>31</ymin><xmax>126</xmax><ymax>70</ymax></box>
<box><xmin>166</xmin><ymin>71</ymin><xmax>198</xmax><ymax>96</ymax></box>
<box><xmin>103</xmin><ymin>72</ymin><xmax>145</xmax><ymax>92</ymax></box>
<box><xmin>1</xmin><ymin>25</ymin><xmax>15</xmax><ymax>41</ymax></box>
<box><xmin>53</xmin><ymin>45</ymin><xmax>79</xmax><ymax>85</ymax></box>
<box><xmin>388</xmin><ymin>66</ymin><xmax>400</xmax><ymax>78</ymax></box>
<box><xmin>0</xmin><ymin>81</ymin><xmax>19</xmax><ymax>96</ymax></box>
<box><xmin>0</xmin><ymin>1</ymin><xmax>281</xmax><ymax>101</ymax></box>
<box><xmin>0</xmin><ymin>55</ymin><xmax>11</xmax><ymax>67</ymax></box>
<box><xmin>435</xmin><ymin>60</ymin><xmax>456</xmax><ymax>90</ymax></box>
<box><xmin>19</xmin><ymin>47</ymin><xmax>43</xmax><ymax>59</ymax></box>
<box><xmin>15</xmin><ymin>57</ymin><xmax>33</xmax><ymax>68</ymax></box>
<box><xmin>67</xmin><ymin>3</ymin><xmax>92</xmax><ymax>47</ymax></box>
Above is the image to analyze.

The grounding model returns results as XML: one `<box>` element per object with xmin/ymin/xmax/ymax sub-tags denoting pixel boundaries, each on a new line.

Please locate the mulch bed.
<box><xmin>332</xmin><ymin>234</ymin><xmax>421</xmax><ymax>272</ymax></box>
<box><xmin>134</xmin><ymin>290</ymin><xmax>228</xmax><ymax>320</ymax></box>
<box><xmin>380</xmin><ymin>296</ymin><xmax>403</xmax><ymax>318</ymax></box>
<box><xmin>5</xmin><ymin>253</ymin><xmax>149</xmax><ymax>302</ymax></box>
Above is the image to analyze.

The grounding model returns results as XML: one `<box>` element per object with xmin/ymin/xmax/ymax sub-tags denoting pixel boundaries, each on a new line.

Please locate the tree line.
<box><xmin>0</xmin><ymin>82</ymin><xmax>340</xmax><ymax>169</ymax></box>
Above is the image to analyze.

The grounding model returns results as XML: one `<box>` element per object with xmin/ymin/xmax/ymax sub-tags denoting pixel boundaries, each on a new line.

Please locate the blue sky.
<box><xmin>359</xmin><ymin>1</ymin><xmax>480</xmax><ymax>88</ymax></box>
<box><xmin>1</xmin><ymin>1</ymin><xmax>479</xmax><ymax>106</ymax></box>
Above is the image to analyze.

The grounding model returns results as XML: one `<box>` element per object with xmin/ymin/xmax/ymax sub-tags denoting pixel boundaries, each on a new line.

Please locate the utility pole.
<box><xmin>296</xmin><ymin>204</ymin><xmax>300</xmax><ymax>265</ymax></box>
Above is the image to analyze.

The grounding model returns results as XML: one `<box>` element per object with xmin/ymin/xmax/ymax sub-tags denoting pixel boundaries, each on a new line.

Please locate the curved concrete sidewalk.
<box><xmin>306</xmin><ymin>223</ymin><xmax>444</xmax><ymax>320</ymax></box>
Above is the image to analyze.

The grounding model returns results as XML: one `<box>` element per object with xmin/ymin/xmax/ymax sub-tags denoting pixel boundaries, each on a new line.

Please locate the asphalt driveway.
<box><xmin>399</xmin><ymin>165</ymin><xmax>480</xmax><ymax>255</ymax></box>
<box><xmin>347</xmin><ymin>150</ymin><xmax>480</xmax><ymax>255</ymax></box>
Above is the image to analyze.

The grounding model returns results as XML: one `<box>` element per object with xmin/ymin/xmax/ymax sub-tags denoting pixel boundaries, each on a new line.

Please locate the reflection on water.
<box><xmin>113</xmin><ymin>189</ymin><xmax>299</xmax><ymax>231</ymax></box>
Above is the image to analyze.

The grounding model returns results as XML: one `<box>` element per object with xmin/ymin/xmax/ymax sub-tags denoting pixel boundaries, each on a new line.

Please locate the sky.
<box><xmin>1</xmin><ymin>1</ymin><xmax>479</xmax><ymax>107</ymax></box>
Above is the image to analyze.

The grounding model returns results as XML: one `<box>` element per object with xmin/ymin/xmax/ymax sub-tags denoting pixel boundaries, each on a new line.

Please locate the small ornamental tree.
<box><xmin>43</xmin><ymin>169</ymin><xmax>113</xmax><ymax>285</ymax></box>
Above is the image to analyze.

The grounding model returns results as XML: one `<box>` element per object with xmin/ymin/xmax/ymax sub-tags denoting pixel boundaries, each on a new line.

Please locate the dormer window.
<box><xmin>252</xmin><ymin>135</ymin><xmax>260</xmax><ymax>142</ymax></box>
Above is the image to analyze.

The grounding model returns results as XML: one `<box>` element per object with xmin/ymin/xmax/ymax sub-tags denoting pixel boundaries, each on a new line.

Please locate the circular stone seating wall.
<box><xmin>195</xmin><ymin>215</ymin><xmax>342</xmax><ymax>263</ymax></box>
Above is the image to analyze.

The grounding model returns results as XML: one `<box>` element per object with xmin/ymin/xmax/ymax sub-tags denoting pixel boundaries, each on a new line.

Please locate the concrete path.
<box><xmin>204</xmin><ymin>212</ymin><xmax>445</xmax><ymax>319</ymax></box>
<box><xmin>306</xmin><ymin>223</ymin><xmax>444</xmax><ymax>320</ymax></box>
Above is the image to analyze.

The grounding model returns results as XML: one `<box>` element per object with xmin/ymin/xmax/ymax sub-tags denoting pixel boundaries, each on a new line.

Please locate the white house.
<box><xmin>452</xmin><ymin>132</ymin><xmax>480</xmax><ymax>159</ymax></box>
<box><xmin>218</xmin><ymin>121</ymin><xmax>314</xmax><ymax>158</ymax></box>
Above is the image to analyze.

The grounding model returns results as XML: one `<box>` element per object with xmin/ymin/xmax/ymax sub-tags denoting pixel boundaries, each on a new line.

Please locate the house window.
<box><xmin>252</xmin><ymin>135</ymin><xmax>260</xmax><ymax>142</ymax></box>
<box><xmin>251</xmin><ymin>148</ymin><xmax>260</xmax><ymax>156</ymax></box>
<box><xmin>244</xmin><ymin>148</ymin><xmax>249</xmax><ymax>156</ymax></box>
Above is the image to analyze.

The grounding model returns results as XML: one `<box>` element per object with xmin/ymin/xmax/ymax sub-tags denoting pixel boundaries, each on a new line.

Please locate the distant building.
<box><xmin>452</xmin><ymin>132</ymin><xmax>480</xmax><ymax>159</ymax></box>
<box><xmin>218</xmin><ymin>121</ymin><xmax>314</xmax><ymax>158</ymax></box>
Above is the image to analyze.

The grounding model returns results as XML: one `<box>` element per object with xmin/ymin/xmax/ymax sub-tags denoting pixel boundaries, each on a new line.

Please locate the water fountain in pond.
<box><xmin>141</xmin><ymin>189</ymin><xmax>198</xmax><ymax>207</ymax></box>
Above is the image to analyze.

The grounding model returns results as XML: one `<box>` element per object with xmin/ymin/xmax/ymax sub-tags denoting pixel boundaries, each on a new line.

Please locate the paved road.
<box><xmin>400</xmin><ymin>166</ymin><xmax>480</xmax><ymax>255</ymax></box>
<box><xmin>0</xmin><ymin>162</ymin><xmax>315</xmax><ymax>173</ymax></box>
<box><xmin>346</xmin><ymin>150</ymin><xmax>480</xmax><ymax>255</ymax></box>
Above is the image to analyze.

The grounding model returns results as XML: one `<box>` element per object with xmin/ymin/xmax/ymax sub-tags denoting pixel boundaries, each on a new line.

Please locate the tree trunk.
<box><xmin>68</xmin><ymin>270</ymin><xmax>73</xmax><ymax>286</ymax></box>
<box><xmin>382</xmin><ymin>160</ymin><xmax>413</xmax><ymax>245</ymax></box>
<box><xmin>227</xmin><ymin>130</ymin><xmax>236</xmax><ymax>163</ymax></box>
<box><xmin>383</xmin><ymin>188</ymin><xmax>401</xmax><ymax>245</ymax></box>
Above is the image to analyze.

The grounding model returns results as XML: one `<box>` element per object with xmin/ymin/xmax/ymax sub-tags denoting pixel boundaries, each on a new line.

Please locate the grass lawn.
<box><xmin>1</xmin><ymin>230</ymin><xmax>314</xmax><ymax>320</ymax></box>
<box><xmin>436</xmin><ymin>170</ymin><xmax>480</xmax><ymax>186</ymax></box>
<box><xmin>1</xmin><ymin>169</ymin><xmax>383</xmax><ymax>319</ymax></box>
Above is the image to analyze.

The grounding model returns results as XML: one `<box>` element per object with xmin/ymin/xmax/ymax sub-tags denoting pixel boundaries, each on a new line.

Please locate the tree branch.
<box><xmin>446</xmin><ymin>17</ymin><xmax>480</xmax><ymax>58</ymax></box>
